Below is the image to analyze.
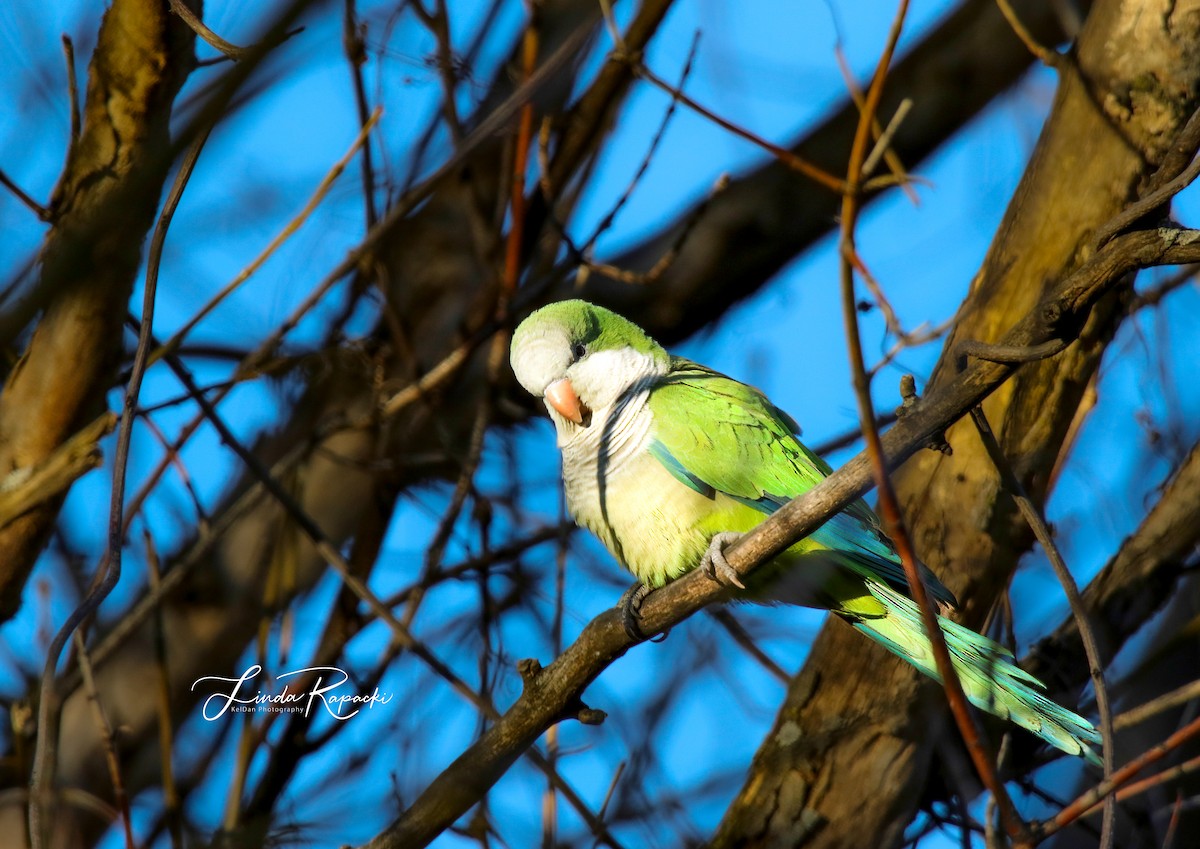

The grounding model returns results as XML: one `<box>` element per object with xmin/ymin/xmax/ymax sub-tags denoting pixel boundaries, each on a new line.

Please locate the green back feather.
<box><xmin>647</xmin><ymin>357</ymin><xmax>957</xmax><ymax>608</ymax></box>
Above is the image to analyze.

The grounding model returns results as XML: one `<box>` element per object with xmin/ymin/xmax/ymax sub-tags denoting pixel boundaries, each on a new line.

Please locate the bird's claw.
<box><xmin>618</xmin><ymin>582</ymin><xmax>653</xmax><ymax>641</ymax></box>
<box><xmin>700</xmin><ymin>532</ymin><xmax>746</xmax><ymax>589</ymax></box>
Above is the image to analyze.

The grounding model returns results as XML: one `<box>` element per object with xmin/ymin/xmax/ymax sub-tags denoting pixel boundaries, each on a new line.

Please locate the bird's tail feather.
<box><xmin>851</xmin><ymin>580</ymin><xmax>1101</xmax><ymax>765</ymax></box>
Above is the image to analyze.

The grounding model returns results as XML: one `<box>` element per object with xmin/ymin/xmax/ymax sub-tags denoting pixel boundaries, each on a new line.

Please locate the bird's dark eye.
<box><xmin>572</xmin><ymin>343</ymin><xmax>587</xmax><ymax>360</ymax></box>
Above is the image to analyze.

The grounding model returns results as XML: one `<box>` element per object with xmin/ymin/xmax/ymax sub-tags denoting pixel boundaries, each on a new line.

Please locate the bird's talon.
<box><xmin>618</xmin><ymin>582</ymin><xmax>653</xmax><ymax>640</ymax></box>
<box><xmin>701</xmin><ymin>531</ymin><xmax>746</xmax><ymax>589</ymax></box>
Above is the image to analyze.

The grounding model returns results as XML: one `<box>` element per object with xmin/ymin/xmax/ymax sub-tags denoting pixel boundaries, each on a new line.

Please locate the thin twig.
<box><xmin>576</xmin><ymin>173</ymin><xmax>730</xmax><ymax>287</ymax></box>
<box><xmin>380</xmin><ymin>524</ymin><xmax>569</xmax><ymax>608</ymax></box>
<box><xmin>147</xmin><ymin>107</ymin><xmax>381</xmax><ymax>368</ymax></box>
<box><xmin>845</xmin><ymin>245</ymin><xmax>905</xmax><ymax>338</ymax></box>
<box><xmin>342</xmin><ymin>0</ymin><xmax>379</xmax><ymax>228</ymax></box>
<box><xmin>862</xmin><ymin>97</ymin><xmax>913</xmax><ymax>179</ymax></box>
<box><xmin>27</xmin><ymin>126</ymin><xmax>211</xmax><ymax>849</ymax></box>
<box><xmin>138</xmin><ymin>415</ymin><xmax>210</xmax><ymax>526</ymax></box>
<box><xmin>144</xmin><ymin>531</ymin><xmax>184</xmax><ymax>849</ymax></box>
<box><xmin>167</xmin><ymin>0</ymin><xmax>254</xmax><ymax>60</ymax></box>
<box><xmin>632</xmin><ymin>62</ymin><xmax>846</xmax><ymax>193</ymax></box>
<box><xmin>1037</xmin><ymin>714</ymin><xmax>1200</xmax><ymax>841</ymax></box>
<box><xmin>1093</xmin><ymin>151</ymin><xmax>1200</xmax><ymax>249</ymax></box>
<box><xmin>1162</xmin><ymin>790</ymin><xmax>1184</xmax><ymax>849</ymax></box>
<box><xmin>1129</xmin><ymin>265</ymin><xmax>1198</xmax><ymax>310</ymax></box>
<box><xmin>1115</xmin><ymin>679</ymin><xmax>1200</xmax><ymax>731</ymax></box>
<box><xmin>543</xmin><ymin>491</ymin><xmax>570</xmax><ymax>849</ymax></box>
<box><xmin>582</xmin><ymin>32</ymin><xmax>699</xmax><ymax>252</ymax></box>
<box><xmin>836</xmin><ymin>0</ymin><xmax>1029</xmax><ymax>842</ymax></box>
<box><xmin>709</xmin><ymin>609</ymin><xmax>790</xmax><ymax>684</ymax></box>
<box><xmin>995</xmin><ymin>0</ymin><xmax>1061</xmax><ymax>67</ymax></box>
<box><xmin>72</xmin><ymin>632</ymin><xmax>135</xmax><ymax>849</ymax></box>
<box><xmin>833</xmin><ymin>44</ymin><xmax>919</xmax><ymax>205</ymax></box>
<box><xmin>410</xmin><ymin>0</ymin><xmax>465</xmax><ymax>142</ymax></box>
<box><xmin>597</xmin><ymin>0</ymin><xmax>625</xmax><ymax>52</ymax></box>
<box><xmin>810</xmin><ymin>411</ymin><xmax>900</xmax><ymax>455</ymax></box>
<box><xmin>869</xmin><ymin>316</ymin><xmax>955</xmax><ymax>378</ymax></box>
<box><xmin>969</xmin><ymin>406</ymin><xmax>1114</xmax><ymax>847</ymax></box>
<box><xmin>1085</xmin><ymin>754</ymin><xmax>1200</xmax><ymax>821</ymax></box>
<box><xmin>0</xmin><ymin>169</ymin><xmax>50</xmax><ymax>221</ymax></box>
<box><xmin>61</xmin><ymin>35</ymin><xmax>80</xmax><ymax>154</ymax></box>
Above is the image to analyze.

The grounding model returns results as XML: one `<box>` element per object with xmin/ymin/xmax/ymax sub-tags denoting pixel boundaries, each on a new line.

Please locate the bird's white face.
<box><xmin>510</xmin><ymin>313</ymin><xmax>666</xmax><ymax>440</ymax></box>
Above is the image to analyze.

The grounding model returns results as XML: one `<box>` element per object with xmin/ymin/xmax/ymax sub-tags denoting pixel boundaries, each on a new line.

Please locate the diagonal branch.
<box><xmin>1023</xmin><ymin>435</ymin><xmax>1200</xmax><ymax>706</ymax></box>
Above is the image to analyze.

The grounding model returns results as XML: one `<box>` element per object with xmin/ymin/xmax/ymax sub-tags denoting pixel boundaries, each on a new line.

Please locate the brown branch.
<box><xmin>1093</xmin><ymin>106</ymin><xmax>1200</xmax><ymax>249</ymax></box>
<box><xmin>862</xmin><ymin>97</ymin><xmax>914</xmax><ymax>180</ymax></box>
<box><xmin>1095</xmin><ymin>754</ymin><xmax>1200</xmax><ymax>817</ymax></box>
<box><xmin>956</xmin><ymin>337</ymin><xmax>1069</xmax><ymax>365</ymax></box>
<box><xmin>166</xmin><ymin>0</ymin><xmax>258</xmax><ymax>60</ymax></box>
<box><xmin>342</xmin><ymin>0</ymin><xmax>378</xmax><ymax>228</ymax></box>
<box><xmin>632</xmin><ymin>61</ymin><xmax>846</xmax><ymax>194</ymax></box>
<box><xmin>72</xmin><ymin>632</ymin><xmax>134</xmax><ymax>849</ymax></box>
<box><xmin>0</xmin><ymin>168</ymin><xmax>50</xmax><ymax>221</ymax></box>
<box><xmin>839</xmin><ymin>0</ymin><xmax>1026</xmax><ymax>841</ymax></box>
<box><xmin>833</xmin><ymin>46</ymin><xmax>919</xmax><ymax>205</ymax></box>
<box><xmin>1116</xmin><ymin>679</ymin><xmax>1200</xmax><ymax>732</ymax></box>
<box><xmin>969</xmin><ymin>406</ymin><xmax>1115</xmax><ymax>846</ymax></box>
<box><xmin>1036</xmin><ymin>714</ymin><xmax>1200</xmax><ymax>841</ymax></box>
<box><xmin>0</xmin><ymin>413</ymin><xmax>114</xmax><ymax>527</ymax></box>
<box><xmin>29</xmin><ymin>124</ymin><xmax>211</xmax><ymax>849</ymax></box>
<box><xmin>709</xmin><ymin>610</ymin><xmax>790</xmax><ymax>685</ymax></box>
<box><xmin>143</xmin><ymin>531</ymin><xmax>184</xmax><ymax>849</ymax></box>
<box><xmin>361</xmin><ymin>223</ymin><xmax>1200</xmax><ymax>848</ymax></box>
<box><xmin>995</xmin><ymin>0</ymin><xmax>1062</xmax><ymax>67</ymax></box>
<box><xmin>410</xmin><ymin>0</ymin><xmax>465</xmax><ymax>142</ymax></box>
<box><xmin>1023</xmin><ymin>433</ymin><xmax>1200</xmax><ymax>713</ymax></box>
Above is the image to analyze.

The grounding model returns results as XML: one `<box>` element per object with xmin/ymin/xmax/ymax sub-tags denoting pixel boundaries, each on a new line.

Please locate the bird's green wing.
<box><xmin>647</xmin><ymin>357</ymin><xmax>956</xmax><ymax>608</ymax></box>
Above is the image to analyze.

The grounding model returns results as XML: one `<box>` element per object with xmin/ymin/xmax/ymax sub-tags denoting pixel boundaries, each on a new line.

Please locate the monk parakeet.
<box><xmin>510</xmin><ymin>299</ymin><xmax>1100</xmax><ymax>763</ymax></box>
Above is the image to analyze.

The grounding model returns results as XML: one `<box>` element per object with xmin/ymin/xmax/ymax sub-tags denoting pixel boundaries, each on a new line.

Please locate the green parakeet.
<box><xmin>510</xmin><ymin>299</ymin><xmax>1100</xmax><ymax>763</ymax></box>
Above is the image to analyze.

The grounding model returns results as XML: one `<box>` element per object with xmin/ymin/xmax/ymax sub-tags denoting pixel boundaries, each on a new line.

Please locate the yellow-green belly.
<box><xmin>567</xmin><ymin>450</ymin><xmax>825</xmax><ymax>589</ymax></box>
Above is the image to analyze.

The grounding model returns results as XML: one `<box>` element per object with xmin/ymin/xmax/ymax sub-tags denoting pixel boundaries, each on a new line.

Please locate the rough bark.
<box><xmin>712</xmin><ymin>2</ymin><xmax>1200</xmax><ymax>847</ymax></box>
<box><xmin>0</xmin><ymin>0</ymin><xmax>195</xmax><ymax>620</ymax></box>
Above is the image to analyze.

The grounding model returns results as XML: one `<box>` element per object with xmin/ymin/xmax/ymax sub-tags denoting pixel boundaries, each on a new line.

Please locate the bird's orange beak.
<box><xmin>545</xmin><ymin>378</ymin><xmax>587</xmax><ymax>425</ymax></box>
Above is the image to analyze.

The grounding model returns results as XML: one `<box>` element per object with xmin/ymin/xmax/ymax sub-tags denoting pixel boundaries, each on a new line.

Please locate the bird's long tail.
<box><xmin>849</xmin><ymin>580</ymin><xmax>1101</xmax><ymax>765</ymax></box>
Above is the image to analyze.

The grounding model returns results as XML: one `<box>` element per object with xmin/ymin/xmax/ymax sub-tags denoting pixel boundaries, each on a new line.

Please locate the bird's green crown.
<box><xmin>515</xmin><ymin>300</ymin><xmax>666</xmax><ymax>359</ymax></box>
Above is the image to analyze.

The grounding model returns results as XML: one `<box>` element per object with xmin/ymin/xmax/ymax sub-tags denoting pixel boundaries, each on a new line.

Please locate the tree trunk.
<box><xmin>0</xmin><ymin>0</ymin><xmax>195</xmax><ymax>620</ymax></box>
